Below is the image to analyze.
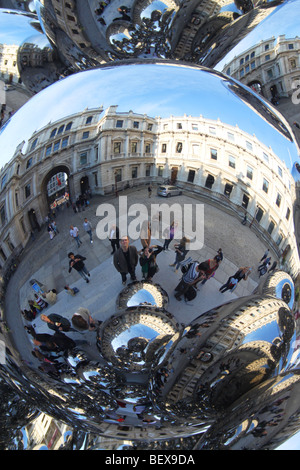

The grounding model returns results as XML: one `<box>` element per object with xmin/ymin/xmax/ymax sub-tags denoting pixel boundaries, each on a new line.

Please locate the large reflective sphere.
<box><xmin>1</xmin><ymin>61</ymin><xmax>300</xmax><ymax>449</ymax></box>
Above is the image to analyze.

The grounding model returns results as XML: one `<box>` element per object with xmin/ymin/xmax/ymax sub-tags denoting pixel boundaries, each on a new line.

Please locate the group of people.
<box><xmin>69</xmin><ymin>218</ymin><xmax>93</xmax><ymax>247</ymax></box>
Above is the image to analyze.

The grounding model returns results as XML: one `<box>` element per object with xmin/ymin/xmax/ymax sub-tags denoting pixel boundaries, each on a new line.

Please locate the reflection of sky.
<box><xmin>241</xmin><ymin>320</ymin><xmax>280</xmax><ymax>345</ymax></box>
<box><xmin>0</xmin><ymin>63</ymin><xmax>298</xmax><ymax>169</ymax></box>
<box><xmin>0</xmin><ymin>9</ymin><xmax>41</xmax><ymax>45</ymax></box>
<box><xmin>128</xmin><ymin>289</ymin><xmax>156</xmax><ymax>306</ymax></box>
<box><xmin>216</xmin><ymin>0</ymin><xmax>300</xmax><ymax>70</ymax></box>
<box><xmin>112</xmin><ymin>324</ymin><xmax>157</xmax><ymax>350</ymax></box>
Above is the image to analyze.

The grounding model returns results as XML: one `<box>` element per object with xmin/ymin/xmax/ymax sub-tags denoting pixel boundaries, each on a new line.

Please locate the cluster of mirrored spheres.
<box><xmin>1</xmin><ymin>0</ymin><xmax>300</xmax><ymax>450</ymax></box>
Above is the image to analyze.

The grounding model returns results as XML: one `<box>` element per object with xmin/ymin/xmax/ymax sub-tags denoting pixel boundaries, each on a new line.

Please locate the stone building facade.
<box><xmin>0</xmin><ymin>105</ymin><xmax>299</xmax><ymax>276</ymax></box>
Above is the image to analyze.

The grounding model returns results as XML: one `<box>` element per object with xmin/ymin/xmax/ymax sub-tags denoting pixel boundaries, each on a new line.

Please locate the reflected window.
<box><xmin>256</xmin><ymin>207</ymin><xmax>264</xmax><ymax>223</ymax></box>
<box><xmin>251</xmin><ymin>61</ymin><xmax>255</xmax><ymax>70</ymax></box>
<box><xmin>205</xmin><ymin>174</ymin><xmax>214</xmax><ymax>189</ymax></box>
<box><xmin>145</xmin><ymin>165</ymin><xmax>151</xmax><ymax>177</ymax></box>
<box><xmin>132</xmin><ymin>166</ymin><xmax>138</xmax><ymax>178</ymax></box>
<box><xmin>240</xmin><ymin>69</ymin><xmax>244</xmax><ymax>78</ymax></box>
<box><xmin>286</xmin><ymin>207</ymin><xmax>291</xmax><ymax>220</ymax></box>
<box><xmin>161</xmin><ymin>143</ymin><xmax>167</xmax><ymax>153</ymax></box>
<box><xmin>82</xmin><ymin>131</ymin><xmax>89</xmax><ymax>139</ymax></box>
<box><xmin>228</xmin><ymin>155</ymin><xmax>236</xmax><ymax>169</ymax></box>
<box><xmin>210</xmin><ymin>148</ymin><xmax>217</xmax><ymax>160</ymax></box>
<box><xmin>158</xmin><ymin>166</ymin><xmax>163</xmax><ymax>177</ymax></box>
<box><xmin>80</xmin><ymin>152</ymin><xmax>87</xmax><ymax>165</ymax></box>
<box><xmin>268</xmin><ymin>220</ymin><xmax>275</xmax><ymax>234</ymax></box>
<box><xmin>176</xmin><ymin>142</ymin><xmax>183</xmax><ymax>153</ymax></box>
<box><xmin>276</xmin><ymin>193</ymin><xmax>282</xmax><ymax>207</ymax></box>
<box><xmin>276</xmin><ymin>233</ymin><xmax>283</xmax><ymax>246</ymax></box>
<box><xmin>227</xmin><ymin>132</ymin><xmax>234</xmax><ymax>141</ymax></box>
<box><xmin>114</xmin><ymin>142</ymin><xmax>121</xmax><ymax>153</ymax></box>
<box><xmin>145</xmin><ymin>143</ymin><xmax>151</xmax><ymax>154</ymax></box>
<box><xmin>278</xmin><ymin>166</ymin><xmax>283</xmax><ymax>177</ymax></box>
<box><xmin>26</xmin><ymin>158</ymin><xmax>32</xmax><ymax>169</ymax></box>
<box><xmin>147</xmin><ymin>123</ymin><xmax>153</xmax><ymax>131</ymax></box>
<box><xmin>65</xmin><ymin>122</ymin><xmax>73</xmax><ymax>131</ymax></box>
<box><xmin>192</xmin><ymin>144</ymin><xmax>200</xmax><ymax>155</ymax></box>
<box><xmin>177</xmin><ymin>123</ymin><xmax>182</xmax><ymax>129</ymax></box>
<box><xmin>192</xmin><ymin>123</ymin><xmax>198</xmax><ymax>131</ymax></box>
<box><xmin>115</xmin><ymin>168</ymin><xmax>122</xmax><ymax>182</ymax></box>
<box><xmin>45</xmin><ymin>145</ymin><xmax>52</xmax><ymax>156</ymax></box>
<box><xmin>50</xmin><ymin>128</ymin><xmax>57</xmax><ymax>138</ymax></box>
<box><xmin>265</xmin><ymin>54</ymin><xmax>270</xmax><ymax>61</ymax></box>
<box><xmin>0</xmin><ymin>205</ymin><xmax>6</xmax><ymax>226</ymax></box>
<box><xmin>246</xmin><ymin>141</ymin><xmax>253</xmax><ymax>151</ymax></box>
<box><xmin>30</xmin><ymin>138</ymin><xmax>38</xmax><ymax>151</ymax></box>
<box><xmin>61</xmin><ymin>136</ymin><xmax>69</xmax><ymax>149</ymax></box>
<box><xmin>86</xmin><ymin>116</ymin><xmax>93</xmax><ymax>124</ymax></box>
<box><xmin>57</xmin><ymin>125</ymin><xmax>64</xmax><ymax>134</ymax></box>
<box><xmin>224</xmin><ymin>183</ymin><xmax>233</xmax><ymax>197</ymax></box>
<box><xmin>263</xmin><ymin>152</ymin><xmax>269</xmax><ymax>163</ymax></box>
<box><xmin>246</xmin><ymin>165</ymin><xmax>253</xmax><ymax>180</ymax></box>
<box><xmin>133</xmin><ymin>121</ymin><xmax>139</xmax><ymax>129</ymax></box>
<box><xmin>116</xmin><ymin>120</ymin><xmax>123</xmax><ymax>128</ymax></box>
<box><xmin>53</xmin><ymin>140</ymin><xmax>60</xmax><ymax>152</ymax></box>
<box><xmin>25</xmin><ymin>184</ymin><xmax>31</xmax><ymax>199</ymax></box>
<box><xmin>209</xmin><ymin>127</ymin><xmax>216</xmax><ymax>135</ymax></box>
<box><xmin>187</xmin><ymin>170</ymin><xmax>195</xmax><ymax>183</ymax></box>
<box><xmin>262</xmin><ymin>178</ymin><xmax>269</xmax><ymax>193</ymax></box>
<box><xmin>131</xmin><ymin>142</ymin><xmax>137</xmax><ymax>153</ymax></box>
<box><xmin>242</xmin><ymin>194</ymin><xmax>249</xmax><ymax>209</ymax></box>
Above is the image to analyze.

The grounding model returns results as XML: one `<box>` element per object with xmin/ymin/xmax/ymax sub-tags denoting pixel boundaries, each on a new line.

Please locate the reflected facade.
<box><xmin>0</xmin><ymin>0</ymin><xmax>300</xmax><ymax>452</ymax></box>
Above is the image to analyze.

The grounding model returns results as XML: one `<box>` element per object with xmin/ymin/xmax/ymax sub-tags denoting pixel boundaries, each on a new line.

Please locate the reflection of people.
<box><xmin>109</xmin><ymin>225</ymin><xmax>120</xmax><ymax>254</ymax></box>
<box><xmin>174</xmin><ymin>262</ymin><xmax>208</xmax><ymax>301</ymax></box>
<box><xmin>41</xmin><ymin>313</ymin><xmax>72</xmax><ymax>332</ymax></box>
<box><xmin>139</xmin><ymin>245</ymin><xmax>163</xmax><ymax>281</ymax></box>
<box><xmin>42</xmin><ymin>289</ymin><xmax>57</xmax><ymax>305</ymax></box>
<box><xmin>71</xmin><ymin>307</ymin><xmax>97</xmax><ymax>331</ymax></box>
<box><xmin>114</xmin><ymin>236</ymin><xmax>138</xmax><ymax>285</ymax></box>
<box><xmin>141</xmin><ymin>221</ymin><xmax>151</xmax><ymax>249</ymax></box>
<box><xmin>83</xmin><ymin>218</ymin><xmax>93</xmax><ymax>244</ymax></box>
<box><xmin>68</xmin><ymin>252</ymin><xmax>90</xmax><ymax>283</ymax></box>
<box><xmin>219</xmin><ymin>267</ymin><xmax>251</xmax><ymax>293</ymax></box>
<box><xmin>163</xmin><ymin>221</ymin><xmax>176</xmax><ymax>251</ymax></box>
<box><xmin>70</xmin><ymin>225</ymin><xmax>82</xmax><ymax>247</ymax></box>
<box><xmin>170</xmin><ymin>237</ymin><xmax>189</xmax><ymax>272</ymax></box>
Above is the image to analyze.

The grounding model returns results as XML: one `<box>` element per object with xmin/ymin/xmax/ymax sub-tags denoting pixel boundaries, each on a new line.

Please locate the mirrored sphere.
<box><xmin>1</xmin><ymin>61</ymin><xmax>300</xmax><ymax>448</ymax></box>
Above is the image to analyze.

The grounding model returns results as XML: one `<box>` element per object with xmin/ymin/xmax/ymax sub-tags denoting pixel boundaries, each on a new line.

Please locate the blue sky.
<box><xmin>0</xmin><ymin>63</ymin><xmax>298</xmax><ymax>170</ymax></box>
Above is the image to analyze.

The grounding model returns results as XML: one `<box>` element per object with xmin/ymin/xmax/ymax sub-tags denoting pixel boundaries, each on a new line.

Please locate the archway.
<box><xmin>248</xmin><ymin>81</ymin><xmax>263</xmax><ymax>96</ymax></box>
<box><xmin>40</xmin><ymin>165</ymin><xmax>71</xmax><ymax>215</ymax></box>
<box><xmin>28</xmin><ymin>209</ymin><xmax>40</xmax><ymax>232</ymax></box>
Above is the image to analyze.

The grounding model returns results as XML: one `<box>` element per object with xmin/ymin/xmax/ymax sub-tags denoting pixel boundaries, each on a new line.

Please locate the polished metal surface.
<box><xmin>1</xmin><ymin>0</ymin><xmax>300</xmax><ymax>451</ymax></box>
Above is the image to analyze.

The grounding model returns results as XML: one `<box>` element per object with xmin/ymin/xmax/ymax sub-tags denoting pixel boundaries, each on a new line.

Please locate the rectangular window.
<box><xmin>116</xmin><ymin>120</ymin><xmax>123</xmax><ymax>128</ymax></box>
<box><xmin>227</xmin><ymin>132</ymin><xmax>234</xmax><ymax>141</ymax></box>
<box><xmin>263</xmin><ymin>152</ymin><xmax>269</xmax><ymax>163</ymax></box>
<box><xmin>278</xmin><ymin>166</ymin><xmax>283</xmax><ymax>177</ymax></box>
<box><xmin>187</xmin><ymin>170</ymin><xmax>195</xmax><ymax>183</ymax></box>
<box><xmin>276</xmin><ymin>193</ymin><xmax>282</xmax><ymax>207</ymax></box>
<box><xmin>80</xmin><ymin>152</ymin><xmax>87</xmax><ymax>165</ymax></box>
<box><xmin>192</xmin><ymin>124</ymin><xmax>198</xmax><ymax>131</ymax></box>
<box><xmin>161</xmin><ymin>143</ymin><xmax>167</xmax><ymax>153</ymax></box>
<box><xmin>61</xmin><ymin>136</ymin><xmax>69</xmax><ymax>148</ymax></box>
<box><xmin>147</xmin><ymin>123</ymin><xmax>153</xmax><ymax>131</ymax></box>
<box><xmin>210</xmin><ymin>148</ymin><xmax>217</xmax><ymax>160</ymax></box>
<box><xmin>53</xmin><ymin>140</ymin><xmax>60</xmax><ymax>152</ymax></box>
<box><xmin>133</xmin><ymin>121</ymin><xmax>139</xmax><ymax>129</ymax></box>
<box><xmin>26</xmin><ymin>157</ymin><xmax>33</xmax><ymax>169</ymax></box>
<box><xmin>82</xmin><ymin>131</ymin><xmax>89</xmax><ymax>139</ymax></box>
<box><xmin>25</xmin><ymin>184</ymin><xmax>31</xmax><ymax>199</ymax></box>
<box><xmin>262</xmin><ymin>178</ymin><xmax>269</xmax><ymax>193</ymax></box>
<box><xmin>131</xmin><ymin>142</ymin><xmax>137</xmax><ymax>153</ymax></box>
<box><xmin>242</xmin><ymin>194</ymin><xmax>249</xmax><ymax>209</ymax></box>
<box><xmin>286</xmin><ymin>207</ymin><xmax>291</xmax><ymax>220</ymax></box>
<box><xmin>45</xmin><ymin>145</ymin><xmax>52</xmax><ymax>156</ymax></box>
<box><xmin>158</xmin><ymin>166</ymin><xmax>164</xmax><ymax>177</ymax></box>
<box><xmin>268</xmin><ymin>221</ymin><xmax>275</xmax><ymax>234</ymax></box>
<box><xmin>145</xmin><ymin>143</ymin><xmax>151</xmax><ymax>154</ymax></box>
<box><xmin>86</xmin><ymin>116</ymin><xmax>93</xmax><ymax>124</ymax></box>
<box><xmin>209</xmin><ymin>127</ymin><xmax>216</xmax><ymax>135</ymax></box>
<box><xmin>0</xmin><ymin>206</ymin><xmax>5</xmax><ymax>226</ymax></box>
<box><xmin>246</xmin><ymin>165</ymin><xmax>253</xmax><ymax>180</ymax></box>
<box><xmin>177</xmin><ymin>123</ymin><xmax>182</xmax><ymax>129</ymax></box>
<box><xmin>228</xmin><ymin>155</ymin><xmax>236</xmax><ymax>169</ymax></box>
<box><xmin>256</xmin><ymin>207</ymin><xmax>264</xmax><ymax>223</ymax></box>
<box><xmin>246</xmin><ymin>141</ymin><xmax>253</xmax><ymax>151</ymax></box>
<box><xmin>115</xmin><ymin>169</ymin><xmax>122</xmax><ymax>182</ymax></box>
<box><xmin>114</xmin><ymin>142</ymin><xmax>121</xmax><ymax>153</ymax></box>
<box><xmin>132</xmin><ymin>166</ymin><xmax>138</xmax><ymax>178</ymax></box>
<box><xmin>145</xmin><ymin>165</ymin><xmax>151</xmax><ymax>177</ymax></box>
<box><xmin>176</xmin><ymin>142</ymin><xmax>183</xmax><ymax>153</ymax></box>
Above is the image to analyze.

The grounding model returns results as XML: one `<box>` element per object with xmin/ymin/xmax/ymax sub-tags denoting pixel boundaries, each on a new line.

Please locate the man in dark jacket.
<box><xmin>40</xmin><ymin>313</ymin><xmax>72</xmax><ymax>332</ymax></box>
<box><xmin>68</xmin><ymin>252</ymin><xmax>90</xmax><ymax>283</ymax></box>
<box><xmin>113</xmin><ymin>236</ymin><xmax>138</xmax><ymax>284</ymax></box>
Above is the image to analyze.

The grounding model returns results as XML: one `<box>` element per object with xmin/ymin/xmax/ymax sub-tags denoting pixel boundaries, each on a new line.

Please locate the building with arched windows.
<box><xmin>0</xmin><ymin>105</ymin><xmax>299</xmax><ymax>277</ymax></box>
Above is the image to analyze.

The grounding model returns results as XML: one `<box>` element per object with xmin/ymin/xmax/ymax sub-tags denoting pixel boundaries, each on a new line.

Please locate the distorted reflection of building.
<box><xmin>0</xmin><ymin>105</ymin><xmax>299</xmax><ymax>276</ymax></box>
<box><xmin>222</xmin><ymin>35</ymin><xmax>300</xmax><ymax>102</ymax></box>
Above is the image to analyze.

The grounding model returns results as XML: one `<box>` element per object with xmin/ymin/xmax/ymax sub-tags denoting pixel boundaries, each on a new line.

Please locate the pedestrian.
<box><xmin>258</xmin><ymin>256</ymin><xmax>271</xmax><ymax>272</ymax></box>
<box><xmin>140</xmin><ymin>220</ymin><xmax>151</xmax><ymax>249</ymax></box>
<box><xmin>219</xmin><ymin>267</ymin><xmax>251</xmax><ymax>293</ymax></box>
<box><xmin>169</xmin><ymin>236</ymin><xmax>189</xmax><ymax>272</ymax></box>
<box><xmin>40</xmin><ymin>313</ymin><xmax>72</xmax><ymax>332</ymax></box>
<box><xmin>70</xmin><ymin>225</ymin><xmax>82</xmax><ymax>247</ymax></box>
<box><xmin>148</xmin><ymin>184</ymin><xmax>152</xmax><ymax>198</ymax></box>
<box><xmin>268</xmin><ymin>261</ymin><xmax>277</xmax><ymax>273</ymax></box>
<box><xmin>242</xmin><ymin>213</ymin><xmax>247</xmax><ymax>225</ymax></box>
<box><xmin>260</xmin><ymin>249</ymin><xmax>270</xmax><ymax>262</ymax></box>
<box><xmin>47</xmin><ymin>223</ymin><xmax>55</xmax><ymax>240</ymax></box>
<box><xmin>68</xmin><ymin>252</ymin><xmax>91</xmax><ymax>283</ymax></box>
<box><xmin>174</xmin><ymin>261</ymin><xmax>208</xmax><ymax>301</ymax></box>
<box><xmin>34</xmin><ymin>293</ymin><xmax>48</xmax><ymax>309</ymax></box>
<box><xmin>163</xmin><ymin>221</ymin><xmax>176</xmax><ymax>251</ymax></box>
<box><xmin>199</xmin><ymin>254</ymin><xmax>222</xmax><ymax>286</ymax></box>
<box><xmin>113</xmin><ymin>235</ymin><xmax>138</xmax><ymax>285</ymax></box>
<box><xmin>83</xmin><ymin>217</ymin><xmax>93</xmax><ymax>243</ymax></box>
<box><xmin>139</xmin><ymin>244</ymin><xmax>163</xmax><ymax>281</ymax></box>
<box><xmin>71</xmin><ymin>307</ymin><xmax>97</xmax><ymax>331</ymax></box>
<box><xmin>51</xmin><ymin>220</ymin><xmax>59</xmax><ymax>235</ymax></box>
<box><xmin>109</xmin><ymin>225</ymin><xmax>120</xmax><ymax>254</ymax></box>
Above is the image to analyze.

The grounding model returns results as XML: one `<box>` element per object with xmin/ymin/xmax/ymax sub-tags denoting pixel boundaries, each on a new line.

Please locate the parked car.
<box><xmin>157</xmin><ymin>185</ymin><xmax>182</xmax><ymax>197</ymax></box>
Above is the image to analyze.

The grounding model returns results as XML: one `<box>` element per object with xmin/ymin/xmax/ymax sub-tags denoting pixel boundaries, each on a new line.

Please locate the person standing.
<box><xmin>163</xmin><ymin>221</ymin><xmax>176</xmax><ymax>251</ymax></box>
<box><xmin>83</xmin><ymin>218</ymin><xmax>93</xmax><ymax>244</ymax></box>
<box><xmin>139</xmin><ymin>245</ymin><xmax>163</xmax><ymax>281</ymax></box>
<box><xmin>70</xmin><ymin>225</ymin><xmax>82</xmax><ymax>248</ymax></box>
<box><xmin>260</xmin><ymin>249</ymin><xmax>270</xmax><ymax>262</ymax></box>
<box><xmin>219</xmin><ymin>267</ymin><xmax>251</xmax><ymax>293</ymax></box>
<box><xmin>169</xmin><ymin>237</ymin><xmax>189</xmax><ymax>272</ymax></box>
<box><xmin>113</xmin><ymin>236</ymin><xmax>138</xmax><ymax>285</ymax></box>
<box><xmin>148</xmin><ymin>184</ymin><xmax>152</xmax><ymax>198</ymax></box>
<box><xmin>40</xmin><ymin>313</ymin><xmax>72</xmax><ymax>332</ymax></box>
<box><xmin>174</xmin><ymin>261</ymin><xmax>208</xmax><ymax>301</ymax></box>
<box><xmin>68</xmin><ymin>252</ymin><xmax>91</xmax><ymax>283</ymax></box>
<box><xmin>109</xmin><ymin>225</ymin><xmax>120</xmax><ymax>254</ymax></box>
